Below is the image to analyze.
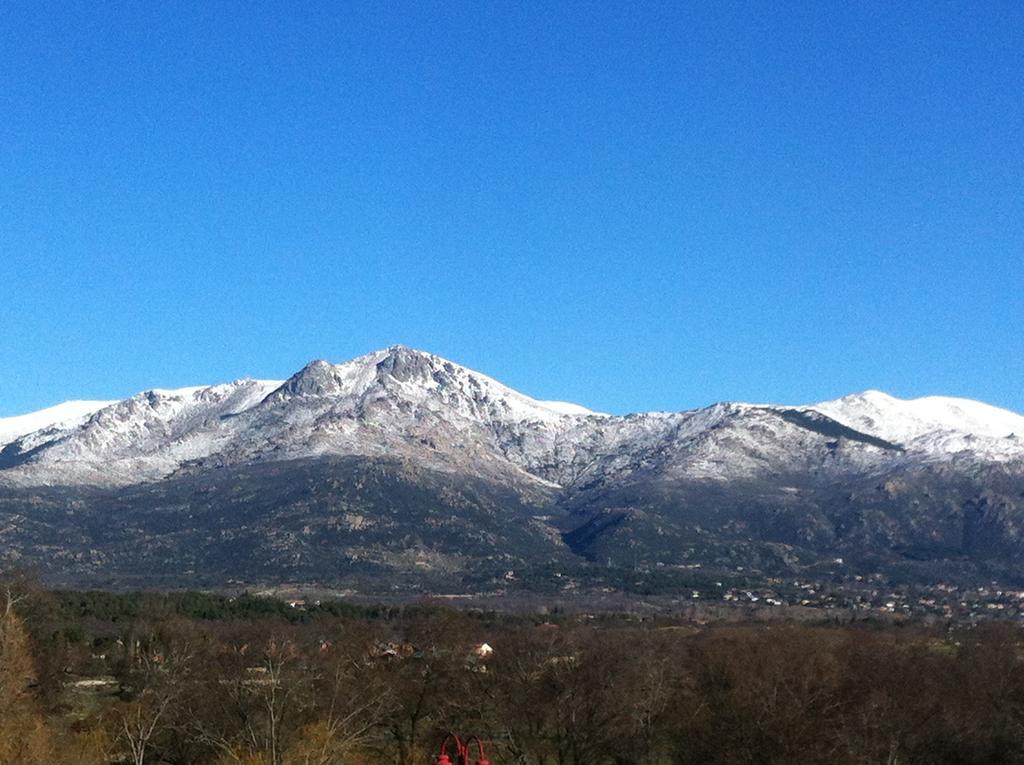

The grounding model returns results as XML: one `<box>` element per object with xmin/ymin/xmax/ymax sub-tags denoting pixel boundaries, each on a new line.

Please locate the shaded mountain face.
<box><xmin>0</xmin><ymin>456</ymin><xmax>566</xmax><ymax>589</ymax></box>
<box><xmin>1</xmin><ymin>346</ymin><xmax>1023</xmax><ymax>590</ymax></box>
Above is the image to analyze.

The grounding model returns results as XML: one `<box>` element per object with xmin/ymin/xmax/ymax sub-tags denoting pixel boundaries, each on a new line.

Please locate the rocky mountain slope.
<box><xmin>1</xmin><ymin>346</ymin><xmax>1023</xmax><ymax>590</ymax></box>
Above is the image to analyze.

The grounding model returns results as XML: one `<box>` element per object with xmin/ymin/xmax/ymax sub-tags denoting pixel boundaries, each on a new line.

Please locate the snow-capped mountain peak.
<box><xmin>2</xmin><ymin>350</ymin><xmax>1022</xmax><ymax>490</ymax></box>
<box><xmin>811</xmin><ymin>390</ymin><xmax>1024</xmax><ymax>457</ymax></box>
<box><xmin>270</xmin><ymin>358</ymin><xmax>366</xmax><ymax>399</ymax></box>
<box><xmin>0</xmin><ymin>349</ymin><xmax>607</xmax><ymax>487</ymax></box>
<box><xmin>265</xmin><ymin>346</ymin><xmax>598</xmax><ymax>423</ymax></box>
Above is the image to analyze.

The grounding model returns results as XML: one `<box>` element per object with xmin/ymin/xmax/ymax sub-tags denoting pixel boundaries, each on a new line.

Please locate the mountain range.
<box><xmin>2</xmin><ymin>346</ymin><xmax>1023</xmax><ymax>592</ymax></box>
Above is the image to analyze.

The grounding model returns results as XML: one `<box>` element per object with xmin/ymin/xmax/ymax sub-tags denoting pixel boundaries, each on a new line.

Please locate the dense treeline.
<box><xmin>45</xmin><ymin>589</ymin><xmax>405</xmax><ymax>625</ymax></box>
<box><xmin>3</xmin><ymin>582</ymin><xmax>1024</xmax><ymax>764</ymax></box>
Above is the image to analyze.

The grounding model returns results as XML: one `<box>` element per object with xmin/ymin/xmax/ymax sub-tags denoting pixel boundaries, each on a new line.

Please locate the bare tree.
<box><xmin>118</xmin><ymin>655</ymin><xmax>177</xmax><ymax>762</ymax></box>
<box><xmin>283</xmin><ymin>654</ymin><xmax>389</xmax><ymax>765</ymax></box>
<box><xmin>190</xmin><ymin>637</ymin><xmax>314</xmax><ymax>765</ymax></box>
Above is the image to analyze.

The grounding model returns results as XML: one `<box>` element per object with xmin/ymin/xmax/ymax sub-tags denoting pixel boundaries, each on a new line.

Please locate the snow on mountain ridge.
<box><xmin>536</xmin><ymin>400</ymin><xmax>597</xmax><ymax>416</ymax></box>
<box><xmin>0</xmin><ymin>400</ymin><xmax>117</xmax><ymax>448</ymax></box>
<box><xmin>2</xmin><ymin>349</ymin><xmax>1022</xmax><ymax>489</ymax></box>
<box><xmin>810</xmin><ymin>390</ymin><xmax>1024</xmax><ymax>460</ymax></box>
<box><xmin>0</xmin><ymin>379</ymin><xmax>284</xmax><ymax>481</ymax></box>
<box><xmin>266</xmin><ymin>346</ymin><xmax>600</xmax><ymax>424</ymax></box>
<box><xmin>0</xmin><ymin>348</ymin><xmax>606</xmax><ymax>487</ymax></box>
<box><xmin>812</xmin><ymin>389</ymin><xmax>1024</xmax><ymax>438</ymax></box>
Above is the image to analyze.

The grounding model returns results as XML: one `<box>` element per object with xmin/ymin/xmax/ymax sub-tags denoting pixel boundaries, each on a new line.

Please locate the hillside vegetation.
<box><xmin>3</xmin><ymin>582</ymin><xmax>1024</xmax><ymax>764</ymax></box>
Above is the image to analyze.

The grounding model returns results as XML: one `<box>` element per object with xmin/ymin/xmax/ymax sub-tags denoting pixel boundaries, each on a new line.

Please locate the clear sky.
<box><xmin>1</xmin><ymin>2</ymin><xmax>1022</xmax><ymax>417</ymax></box>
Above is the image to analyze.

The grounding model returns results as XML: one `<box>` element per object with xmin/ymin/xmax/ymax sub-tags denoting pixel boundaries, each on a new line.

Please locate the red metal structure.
<box><xmin>435</xmin><ymin>733</ymin><xmax>490</xmax><ymax>765</ymax></box>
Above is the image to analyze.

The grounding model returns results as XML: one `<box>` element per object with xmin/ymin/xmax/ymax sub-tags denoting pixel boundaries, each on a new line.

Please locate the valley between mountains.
<box><xmin>2</xmin><ymin>346</ymin><xmax>1023</xmax><ymax>604</ymax></box>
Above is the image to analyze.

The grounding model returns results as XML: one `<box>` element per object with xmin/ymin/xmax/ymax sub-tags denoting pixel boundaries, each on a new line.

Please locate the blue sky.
<box><xmin>1</xmin><ymin>2</ymin><xmax>1022</xmax><ymax>416</ymax></box>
